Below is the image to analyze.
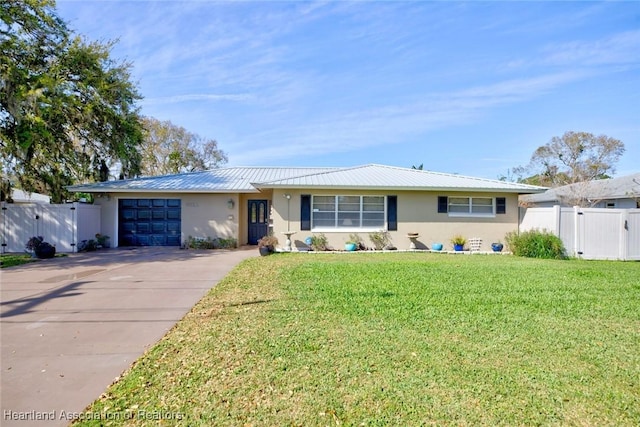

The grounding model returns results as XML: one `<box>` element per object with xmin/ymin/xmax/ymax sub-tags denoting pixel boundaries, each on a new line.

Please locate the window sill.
<box><xmin>447</xmin><ymin>213</ymin><xmax>496</xmax><ymax>218</ymax></box>
<box><xmin>311</xmin><ymin>227</ymin><xmax>387</xmax><ymax>233</ymax></box>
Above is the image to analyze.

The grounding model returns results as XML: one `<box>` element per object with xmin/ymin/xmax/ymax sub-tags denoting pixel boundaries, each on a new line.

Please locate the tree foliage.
<box><xmin>514</xmin><ymin>131</ymin><xmax>625</xmax><ymax>187</ymax></box>
<box><xmin>140</xmin><ymin>117</ymin><xmax>227</xmax><ymax>176</ymax></box>
<box><xmin>1</xmin><ymin>0</ymin><xmax>143</xmax><ymax>202</ymax></box>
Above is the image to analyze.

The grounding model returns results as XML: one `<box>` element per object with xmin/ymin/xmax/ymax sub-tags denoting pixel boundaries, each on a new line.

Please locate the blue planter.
<box><xmin>491</xmin><ymin>243</ymin><xmax>504</xmax><ymax>252</ymax></box>
<box><xmin>345</xmin><ymin>243</ymin><xmax>357</xmax><ymax>251</ymax></box>
<box><xmin>453</xmin><ymin>244</ymin><xmax>464</xmax><ymax>251</ymax></box>
<box><xmin>431</xmin><ymin>243</ymin><xmax>443</xmax><ymax>251</ymax></box>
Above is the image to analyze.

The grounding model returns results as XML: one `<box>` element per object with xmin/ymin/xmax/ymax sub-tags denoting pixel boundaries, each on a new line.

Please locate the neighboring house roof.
<box><xmin>67</xmin><ymin>164</ymin><xmax>547</xmax><ymax>194</ymax></box>
<box><xmin>9</xmin><ymin>189</ymin><xmax>51</xmax><ymax>203</ymax></box>
<box><xmin>521</xmin><ymin>172</ymin><xmax>640</xmax><ymax>205</ymax></box>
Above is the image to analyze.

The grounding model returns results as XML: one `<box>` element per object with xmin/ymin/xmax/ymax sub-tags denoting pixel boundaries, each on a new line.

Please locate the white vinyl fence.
<box><xmin>0</xmin><ymin>202</ymin><xmax>101</xmax><ymax>253</ymax></box>
<box><xmin>520</xmin><ymin>206</ymin><xmax>640</xmax><ymax>261</ymax></box>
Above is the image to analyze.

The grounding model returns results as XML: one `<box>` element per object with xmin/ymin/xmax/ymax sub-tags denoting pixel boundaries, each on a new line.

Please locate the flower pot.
<box><xmin>491</xmin><ymin>243</ymin><xmax>504</xmax><ymax>252</ymax></box>
<box><xmin>35</xmin><ymin>245</ymin><xmax>56</xmax><ymax>259</ymax></box>
<box><xmin>431</xmin><ymin>243</ymin><xmax>443</xmax><ymax>251</ymax></box>
<box><xmin>453</xmin><ymin>244</ymin><xmax>464</xmax><ymax>251</ymax></box>
<box><xmin>345</xmin><ymin>243</ymin><xmax>357</xmax><ymax>251</ymax></box>
<box><xmin>258</xmin><ymin>246</ymin><xmax>272</xmax><ymax>256</ymax></box>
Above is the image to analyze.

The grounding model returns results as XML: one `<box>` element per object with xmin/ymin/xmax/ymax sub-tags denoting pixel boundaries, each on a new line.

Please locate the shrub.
<box><xmin>78</xmin><ymin>239</ymin><xmax>98</xmax><ymax>252</ymax></box>
<box><xmin>310</xmin><ymin>234</ymin><xmax>328</xmax><ymax>251</ymax></box>
<box><xmin>369</xmin><ymin>230</ymin><xmax>391</xmax><ymax>250</ymax></box>
<box><xmin>95</xmin><ymin>233</ymin><xmax>110</xmax><ymax>247</ymax></box>
<box><xmin>217</xmin><ymin>237</ymin><xmax>238</xmax><ymax>249</ymax></box>
<box><xmin>185</xmin><ymin>236</ymin><xmax>217</xmax><ymax>250</ymax></box>
<box><xmin>505</xmin><ymin>229</ymin><xmax>566</xmax><ymax>259</ymax></box>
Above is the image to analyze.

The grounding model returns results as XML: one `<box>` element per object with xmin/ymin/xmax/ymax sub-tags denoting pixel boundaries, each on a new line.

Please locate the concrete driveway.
<box><xmin>1</xmin><ymin>247</ymin><xmax>257</xmax><ymax>426</ymax></box>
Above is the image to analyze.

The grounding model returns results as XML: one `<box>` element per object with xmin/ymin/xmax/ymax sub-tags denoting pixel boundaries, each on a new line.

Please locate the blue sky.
<box><xmin>56</xmin><ymin>1</ymin><xmax>639</xmax><ymax>179</ymax></box>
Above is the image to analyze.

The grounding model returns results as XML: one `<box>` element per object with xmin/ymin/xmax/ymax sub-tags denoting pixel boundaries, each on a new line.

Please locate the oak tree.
<box><xmin>140</xmin><ymin>117</ymin><xmax>227</xmax><ymax>176</ymax></box>
<box><xmin>1</xmin><ymin>0</ymin><xmax>143</xmax><ymax>202</ymax></box>
<box><xmin>514</xmin><ymin>131</ymin><xmax>625</xmax><ymax>187</ymax></box>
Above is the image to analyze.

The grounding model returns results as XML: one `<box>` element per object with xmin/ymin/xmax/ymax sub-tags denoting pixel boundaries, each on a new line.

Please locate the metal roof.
<box><xmin>522</xmin><ymin>172</ymin><xmax>640</xmax><ymax>203</ymax></box>
<box><xmin>253</xmin><ymin>164</ymin><xmax>547</xmax><ymax>193</ymax></box>
<box><xmin>67</xmin><ymin>164</ymin><xmax>547</xmax><ymax>194</ymax></box>
<box><xmin>67</xmin><ymin>167</ymin><xmax>337</xmax><ymax>193</ymax></box>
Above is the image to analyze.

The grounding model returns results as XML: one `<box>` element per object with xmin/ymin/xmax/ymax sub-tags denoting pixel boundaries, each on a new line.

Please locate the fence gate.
<box><xmin>1</xmin><ymin>203</ymin><xmax>101</xmax><ymax>253</ymax></box>
<box><xmin>626</xmin><ymin>210</ymin><xmax>640</xmax><ymax>260</ymax></box>
<box><xmin>577</xmin><ymin>209</ymin><xmax>624</xmax><ymax>260</ymax></box>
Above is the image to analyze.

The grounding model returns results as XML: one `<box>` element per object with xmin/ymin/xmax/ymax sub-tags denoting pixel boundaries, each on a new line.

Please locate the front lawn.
<box><xmin>76</xmin><ymin>253</ymin><xmax>640</xmax><ymax>426</ymax></box>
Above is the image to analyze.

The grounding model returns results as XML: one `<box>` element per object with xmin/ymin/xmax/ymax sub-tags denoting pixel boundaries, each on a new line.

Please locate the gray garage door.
<box><xmin>118</xmin><ymin>199</ymin><xmax>181</xmax><ymax>246</ymax></box>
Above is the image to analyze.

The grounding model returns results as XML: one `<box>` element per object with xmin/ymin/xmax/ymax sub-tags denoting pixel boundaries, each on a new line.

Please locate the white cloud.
<box><xmin>229</xmin><ymin>71</ymin><xmax>589</xmax><ymax>165</ymax></box>
<box><xmin>542</xmin><ymin>30</ymin><xmax>640</xmax><ymax>67</ymax></box>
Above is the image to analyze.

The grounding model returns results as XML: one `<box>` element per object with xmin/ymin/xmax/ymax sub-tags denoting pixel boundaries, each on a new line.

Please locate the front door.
<box><xmin>248</xmin><ymin>200</ymin><xmax>269</xmax><ymax>245</ymax></box>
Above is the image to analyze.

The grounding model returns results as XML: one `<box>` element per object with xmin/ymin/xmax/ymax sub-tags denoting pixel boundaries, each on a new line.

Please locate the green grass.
<box><xmin>75</xmin><ymin>254</ymin><xmax>640</xmax><ymax>426</ymax></box>
<box><xmin>0</xmin><ymin>253</ymin><xmax>38</xmax><ymax>268</ymax></box>
<box><xmin>0</xmin><ymin>253</ymin><xmax>67</xmax><ymax>268</ymax></box>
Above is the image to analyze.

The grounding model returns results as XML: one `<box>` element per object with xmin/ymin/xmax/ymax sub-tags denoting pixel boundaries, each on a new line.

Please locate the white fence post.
<box><xmin>574</xmin><ymin>206</ymin><xmax>581</xmax><ymax>259</ymax></box>
<box><xmin>553</xmin><ymin>204</ymin><xmax>561</xmax><ymax>236</ymax></box>
<box><xmin>1</xmin><ymin>203</ymin><xmax>6</xmax><ymax>254</ymax></box>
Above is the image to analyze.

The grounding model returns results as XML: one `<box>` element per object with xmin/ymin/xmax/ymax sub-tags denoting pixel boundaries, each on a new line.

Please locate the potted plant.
<box><xmin>95</xmin><ymin>233</ymin><xmax>110</xmax><ymax>248</ymax></box>
<box><xmin>257</xmin><ymin>235</ymin><xmax>279</xmax><ymax>256</ymax></box>
<box><xmin>345</xmin><ymin>233</ymin><xmax>362</xmax><ymax>251</ymax></box>
<box><xmin>491</xmin><ymin>242</ymin><xmax>504</xmax><ymax>252</ymax></box>
<box><xmin>26</xmin><ymin>236</ymin><xmax>56</xmax><ymax>259</ymax></box>
<box><xmin>451</xmin><ymin>235</ymin><xmax>466</xmax><ymax>251</ymax></box>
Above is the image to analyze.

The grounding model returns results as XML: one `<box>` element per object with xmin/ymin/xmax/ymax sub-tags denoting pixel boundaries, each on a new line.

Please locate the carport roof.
<box><xmin>67</xmin><ymin>164</ymin><xmax>547</xmax><ymax>194</ymax></box>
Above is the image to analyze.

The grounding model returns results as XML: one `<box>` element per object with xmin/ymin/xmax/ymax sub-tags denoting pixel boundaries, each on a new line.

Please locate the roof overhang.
<box><xmin>68</xmin><ymin>188</ymin><xmax>261</xmax><ymax>194</ymax></box>
<box><xmin>252</xmin><ymin>183</ymin><xmax>546</xmax><ymax>194</ymax></box>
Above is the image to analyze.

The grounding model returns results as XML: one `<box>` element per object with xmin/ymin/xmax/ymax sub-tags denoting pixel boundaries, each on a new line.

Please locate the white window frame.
<box><xmin>311</xmin><ymin>195</ymin><xmax>387</xmax><ymax>231</ymax></box>
<box><xmin>447</xmin><ymin>196</ymin><xmax>496</xmax><ymax>218</ymax></box>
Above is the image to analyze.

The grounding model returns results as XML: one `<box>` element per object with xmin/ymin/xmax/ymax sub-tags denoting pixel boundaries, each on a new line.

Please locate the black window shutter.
<box><xmin>437</xmin><ymin>196</ymin><xmax>448</xmax><ymax>213</ymax></box>
<box><xmin>387</xmin><ymin>195</ymin><xmax>397</xmax><ymax>231</ymax></box>
<box><xmin>300</xmin><ymin>195</ymin><xmax>311</xmax><ymax>230</ymax></box>
<box><xmin>496</xmin><ymin>197</ymin><xmax>506</xmax><ymax>214</ymax></box>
